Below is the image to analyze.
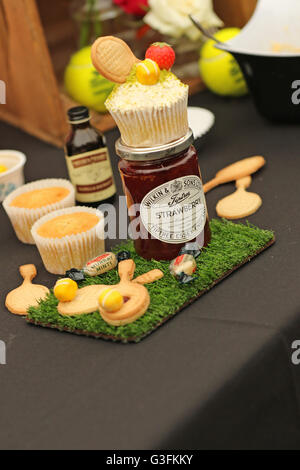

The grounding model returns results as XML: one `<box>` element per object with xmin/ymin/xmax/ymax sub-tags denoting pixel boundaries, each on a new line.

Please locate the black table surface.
<box><xmin>0</xmin><ymin>91</ymin><xmax>300</xmax><ymax>450</ymax></box>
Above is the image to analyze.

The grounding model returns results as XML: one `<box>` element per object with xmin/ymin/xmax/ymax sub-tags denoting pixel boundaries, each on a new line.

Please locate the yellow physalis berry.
<box><xmin>54</xmin><ymin>278</ymin><xmax>78</xmax><ymax>302</ymax></box>
<box><xmin>0</xmin><ymin>164</ymin><xmax>8</xmax><ymax>174</ymax></box>
<box><xmin>136</xmin><ymin>59</ymin><xmax>160</xmax><ymax>85</ymax></box>
<box><xmin>98</xmin><ymin>287</ymin><xmax>124</xmax><ymax>313</ymax></box>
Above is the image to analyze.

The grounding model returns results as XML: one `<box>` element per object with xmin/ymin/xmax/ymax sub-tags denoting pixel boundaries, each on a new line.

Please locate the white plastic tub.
<box><xmin>0</xmin><ymin>150</ymin><xmax>26</xmax><ymax>201</ymax></box>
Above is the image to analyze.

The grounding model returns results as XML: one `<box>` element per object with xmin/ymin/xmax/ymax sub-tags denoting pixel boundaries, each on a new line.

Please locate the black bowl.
<box><xmin>234</xmin><ymin>52</ymin><xmax>300</xmax><ymax>122</ymax></box>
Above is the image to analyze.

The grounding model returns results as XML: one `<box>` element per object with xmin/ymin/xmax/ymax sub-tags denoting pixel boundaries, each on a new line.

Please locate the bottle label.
<box><xmin>65</xmin><ymin>147</ymin><xmax>115</xmax><ymax>203</ymax></box>
<box><xmin>140</xmin><ymin>175</ymin><xmax>206</xmax><ymax>244</ymax></box>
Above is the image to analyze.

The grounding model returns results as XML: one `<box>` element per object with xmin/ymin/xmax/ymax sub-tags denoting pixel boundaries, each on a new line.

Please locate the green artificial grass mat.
<box><xmin>27</xmin><ymin>219</ymin><xmax>275</xmax><ymax>343</ymax></box>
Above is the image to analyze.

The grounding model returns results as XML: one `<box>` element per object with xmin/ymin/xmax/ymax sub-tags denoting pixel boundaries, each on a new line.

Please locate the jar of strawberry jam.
<box><xmin>117</xmin><ymin>129</ymin><xmax>211</xmax><ymax>260</ymax></box>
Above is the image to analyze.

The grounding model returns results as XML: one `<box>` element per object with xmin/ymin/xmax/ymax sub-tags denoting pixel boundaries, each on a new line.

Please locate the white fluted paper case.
<box><xmin>2</xmin><ymin>179</ymin><xmax>75</xmax><ymax>244</ymax></box>
<box><xmin>109</xmin><ymin>92</ymin><xmax>189</xmax><ymax>147</ymax></box>
<box><xmin>31</xmin><ymin>206</ymin><xmax>105</xmax><ymax>275</ymax></box>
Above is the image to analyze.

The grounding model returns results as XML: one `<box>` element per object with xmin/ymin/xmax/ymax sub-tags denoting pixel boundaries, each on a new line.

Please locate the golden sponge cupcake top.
<box><xmin>31</xmin><ymin>206</ymin><xmax>104</xmax><ymax>275</ymax></box>
<box><xmin>10</xmin><ymin>187</ymin><xmax>70</xmax><ymax>209</ymax></box>
<box><xmin>2</xmin><ymin>179</ymin><xmax>75</xmax><ymax>245</ymax></box>
<box><xmin>105</xmin><ymin>67</ymin><xmax>188</xmax><ymax>112</ymax></box>
<box><xmin>37</xmin><ymin>212</ymin><xmax>100</xmax><ymax>239</ymax></box>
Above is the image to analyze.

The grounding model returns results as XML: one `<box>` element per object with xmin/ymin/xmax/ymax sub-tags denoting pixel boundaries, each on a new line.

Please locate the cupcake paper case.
<box><xmin>31</xmin><ymin>206</ymin><xmax>105</xmax><ymax>275</ymax></box>
<box><xmin>3</xmin><ymin>179</ymin><xmax>75</xmax><ymax>244</ymax></box>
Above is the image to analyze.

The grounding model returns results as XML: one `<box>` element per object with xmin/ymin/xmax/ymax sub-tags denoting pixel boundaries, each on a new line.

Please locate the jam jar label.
<box><xmin>140</xmin><ymin>175</ymin><xmax>206</xmax><ymax>244</ymax></box>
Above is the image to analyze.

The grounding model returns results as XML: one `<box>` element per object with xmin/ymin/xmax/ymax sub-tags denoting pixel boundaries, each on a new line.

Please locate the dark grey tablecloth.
<box><xmin>0</xmin><ymin>91</ymin><xmax>300</xmax><ymax>450</ymax></box>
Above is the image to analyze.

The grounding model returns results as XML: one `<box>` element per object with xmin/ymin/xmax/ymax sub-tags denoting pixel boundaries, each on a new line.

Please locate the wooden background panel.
<box><xmin>0</xmin><ymin>0</ymin><xmax>68</xmax><ymax>146</ymax></box>
<box><xmin>37</xmin><ymin>0</ymin><xmax>78</xmax><ymax>82</ymax></box>
<box><xmin>0</xmin><ymin>1</ymin><xmax>14</xmax><ymax>112</ymax></box>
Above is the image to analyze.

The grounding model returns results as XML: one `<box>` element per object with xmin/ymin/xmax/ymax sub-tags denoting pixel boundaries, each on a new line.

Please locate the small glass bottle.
<box><xmin>117</xmin><ymin>129</ymin><xmax>211</xmax><ymax>261</ymax></box>
<box><xmin>65</xmin><ymin>106</ymin><xmax>116</xmax><ymax>206</ymax></box>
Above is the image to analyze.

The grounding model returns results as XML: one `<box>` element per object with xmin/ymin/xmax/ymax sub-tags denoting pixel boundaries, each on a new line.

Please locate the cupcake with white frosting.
<box><xmin>105</xmin><ymin>67</ymin><xmax>189</xmax><ymax>148</ymax></box>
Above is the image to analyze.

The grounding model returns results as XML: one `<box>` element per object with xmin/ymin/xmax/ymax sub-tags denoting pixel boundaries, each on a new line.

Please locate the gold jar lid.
<box><xmin>115</xmin><ymin>129</ymin><xmax>194</xmax><ymax>162</ymax></box>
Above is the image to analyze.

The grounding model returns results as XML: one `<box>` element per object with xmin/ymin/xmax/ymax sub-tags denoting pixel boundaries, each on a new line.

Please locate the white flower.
<box><xmin>144</xmin><ymin>0</ymin><xmax>223</xmax><ymax>41</ymax></box>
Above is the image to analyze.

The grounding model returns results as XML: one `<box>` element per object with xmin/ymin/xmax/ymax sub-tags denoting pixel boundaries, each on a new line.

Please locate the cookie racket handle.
<box><xmin>236</xmin><ymin>176</ymin><xmax>252</xmax><ymax>189</ymax></box>
<box><xmin>203</xmin><ymin>177</ymin><xmax>220</xmax><ymax>193</ymax></box>
<box><xmin>19</xmin><ymin>264</ymin><xmax>37</xmax><ymax>283</ymax></box>
<box><xmin>204</xmin><ymin>156</ymin><xmax>266</xmax><ymax>194</ymax></box>
<box><xmin>118</xmin><ymin>259</ymin><xmax>135</xmax><ymax>282</ymax></box>
<box><xmin>133</xmin><ymin>269</ymin><xmax>164</xmax><ymax>284</ymax></box>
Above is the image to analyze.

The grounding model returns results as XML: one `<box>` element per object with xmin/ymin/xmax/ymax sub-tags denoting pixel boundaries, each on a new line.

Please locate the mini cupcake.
<box><xmin>105</xmin><ymin>68</ymin><xmax>189</xmax><ymax>148</ymax></box>
<box><xmin>3</xmin><ymin>179</ymin><xmax>75</xmax><ymax>244</ymax></box>
<box><xmin>31</xmin><ymin>206</ymin><xmax>105</xmax><ymax>275</ymax></box>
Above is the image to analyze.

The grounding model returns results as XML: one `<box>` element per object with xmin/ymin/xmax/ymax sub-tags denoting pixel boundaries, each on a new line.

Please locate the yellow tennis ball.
<box><xmin>54</xmin><ymin>278</ymin><xmax>78</xmax><ymax>302</ymax></box>
<box><xmin>199</xmin><ymin>28</ymin><xmax>248</xmax><ymax>97</ymax></box>
<box><xmin>0</xmin><ymin>164</ymin><xmax>7</xmax><ymax>173</ymax></box>
<box><xmin>98</xmin><ymin>287</ymin><xmax>124</xmax><ymax>313</ymax></box>
<box><xmin>64</xmin><ymin>46</ymin><xmax>115</xmax><ymax>113</ymax></box>
<box><xmin>136</xmin><ymin>59</ymin><xmax>160</xmax><ymax>85</ymax></box>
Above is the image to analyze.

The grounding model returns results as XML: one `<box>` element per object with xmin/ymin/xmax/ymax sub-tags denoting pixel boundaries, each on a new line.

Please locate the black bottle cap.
<box><xmin>67</xmin><ymin>106</ymin><xmax>90</xmax><ymax>123</ymax></box>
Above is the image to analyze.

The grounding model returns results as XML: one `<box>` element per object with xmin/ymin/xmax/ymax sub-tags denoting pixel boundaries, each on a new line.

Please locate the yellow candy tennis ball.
<box><xmin>98</xmin><ymin>287</ymin><xmax>124</xmax><ymax>313</ymax></box>
<box><xmin>64</xmin><ymin>46</ymin><xmax>115</xmax><ymax>113</ymax></box>
<box><xmin>54</xmin><ymin>278</ymin><xmax>78</xmax><ymax>302</ymax></box>
<box><xmin>199</xmin><ymin>28</ymin><xmax>248</xmax><ymax>97</ymax></box>
<box><xmin>0</xmin><ymin>164</ymin><xmax>7</xmax><ymax>174</ymax></box>
<box><xmin>136</xmin><ymin>59</ymin><xmax>160</xmax><ymax>85</ymax></box>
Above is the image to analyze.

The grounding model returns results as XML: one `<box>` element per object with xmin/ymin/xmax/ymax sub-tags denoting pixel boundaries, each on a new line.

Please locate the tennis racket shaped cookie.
<box><xmin>58</xmin><ymin>260</ymin><xmax>163</xmax><ymax>326</ymax></box>
<box><xmin>5</xmin><ymin>265</ymin><xmax>49</xmax><ymax>315</ymax></box>
<box><xmin>216</xmin><ymin>176</ymin><xmax>262</xmax><ymax>219</ymax></box>
<box><xmin>91</xmin><ymin>36</ymin><xmax>140</xmax><ymax>83</ymax></box>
